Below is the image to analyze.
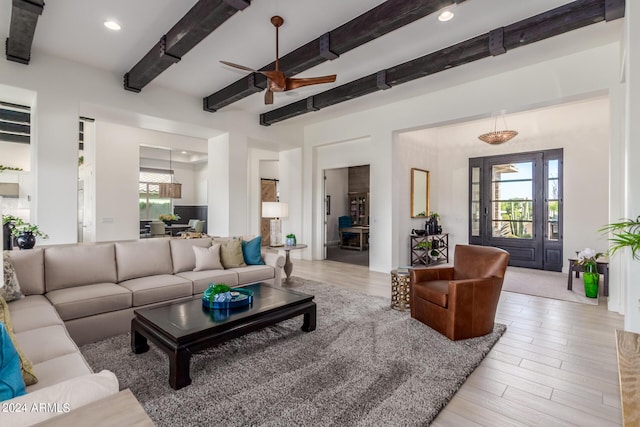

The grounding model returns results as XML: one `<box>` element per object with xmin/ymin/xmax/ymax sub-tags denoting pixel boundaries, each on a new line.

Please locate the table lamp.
<box><xmin>262</xmin><ymin>202</ymin><xmax>288</xmax><ymax>246</ymax></box>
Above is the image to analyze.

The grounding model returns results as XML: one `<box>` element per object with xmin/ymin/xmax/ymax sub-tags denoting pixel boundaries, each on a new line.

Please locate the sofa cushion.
<box><xmin>45</xmin><ymin>244</ymin><xmax>117</xmax><ymax>292</ymax></box>
<box><xmin>0</xmin><ymin>322</ymin><xmax>26</xmax><ymax>401</ymax></box>
<box><xmin>232</xmin><ymin>265</ymin><xmax>275</xmax><ymax>284</ymax></box>
<box><xmin>0</xmin><ymin>296</ymin><xmax>38</xmax><ymax>386</ymax></box>
<box><xmin>0</xmin><ymin>370</ymin><xmax>118</xmax><ymax>427</ymax></box>
<box><xmin>46</xmin><ymin>283</ymin><xmax>132</xmax><ymax>321</ymax></box>
<box><xmin>14</xmin><ymin>325</ymin><xmax>80</xmax><ymax>366</ymax></box>
<box><xmin>170</xmin><ymin>238</ymin><xmax>212</xmax><ymax>273</ymax></box>
<box><xmin>27</xmin><ymin>353</ymin><xmax>93</xmax><ymax>392</ymax></box>
<box><xmin>2</xmin><ymin>251</ymin><xmax>24</xmax><ymax>302</ymax></box>
<box><xmin>218</xmin><ymin>239</ymin><xmax>246</xmax><ymax>268</ymax></box>
<box><xmin>116</xmin><ymin>240</ymin><xmax>173</xmax><ymax>282</ymax></box>
<box><xmin>118</xmin><ymin>274</ymin><xmax>192</xmax><ymax>306</ymax></box>
<box><xmin>176</xmin><ymin>270</ymin><xmax>239</xmax><ymax>294</ymax></box>
<box><xmin>9</xmin><ymin>297</ymin><xmax>63</xmax><ymax>334</ymax></box>
<box><xmin>193</xmin><ymin>244</ymin><xmax>223</xmax><ymax>272</ymax></box>
<box><xmin>5</xmin><ymin>295</ymin><xmax>51</xmax><ymax>312</ymax></box>
<box><xmin>7</xmin><ymin>248</ymin><xmax>44</xmax><ymax>296</ymax></box>
<box><xmin>241</xmin><ymin>236</ymin><xmax>264</xmax><ymax>265</ymax></box>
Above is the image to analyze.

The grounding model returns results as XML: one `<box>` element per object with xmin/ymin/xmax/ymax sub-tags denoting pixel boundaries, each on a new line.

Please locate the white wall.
<box><xmin>324</xmin><ymin>168</ymin><xmax>349</xmax><ymax>244</ymax></box>
<box><xmin>0</xmin><ymin>142</ymin><xmax>30</xmax><ymax>170</ymax></box>
<box><xmin>260</xmin><ymin>161</ymin><xmax>279</xmax><ymax>180</ymax></box>
<box><xmin>279</xmin><ymin>148</ymin><xmax>303</xmax><ymax>258</ymax></box>
<box><xmin>0</xmin><ymin>51</ymin><xmax>300</xmax><ymax>244</ymax></box>
<box><xmin>301</xmin><ymin>42</ymin><xmax>621</xmax><ymax>281</ymax></box>
<box><xmin>396</xmin><ymin>97</ymin><xmax>610</xmax><ymax>271</ymax></box>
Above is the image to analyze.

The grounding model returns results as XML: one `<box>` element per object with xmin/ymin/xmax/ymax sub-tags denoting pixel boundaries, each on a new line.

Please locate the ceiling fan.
<box><xmin>221</xmin><ymin>15</ymin><xmax>337</xmax><ymax>105</ymax></box>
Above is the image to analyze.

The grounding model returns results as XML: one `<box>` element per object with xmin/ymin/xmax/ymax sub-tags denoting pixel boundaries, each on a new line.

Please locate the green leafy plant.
<box><xmin>2</xmin><ymin>215</ymin><xmax>48</xmax><ymax>238</ymax></box>
<box><xmin>600</xmin><ymin>216</ymin><xmax>640</xmax><ymax>260</ymax></box>
<box><xmin>286</xmin><ymin>233</ymin><xmax>296</xmax><ymax>239</ymax></box>
<box><xmin>429</xmin><ymin>212</ymin><xmax>440</xmax><ymax>219</ymax></box>
<box><xmin>0</xmin><ymin>165</ymin><xmax>23</xmax><ymax>172</ymax></box>
<box><xmin>158</xmin><ymin>213</ymin><xmax>180</xmax><ymax>222</ymax></box>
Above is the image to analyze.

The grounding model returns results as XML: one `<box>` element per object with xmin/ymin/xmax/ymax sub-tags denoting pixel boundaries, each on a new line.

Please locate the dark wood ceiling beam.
<box><xmin>260</xmin><ymin>0</ymin><xmax>623</xmax><ymax>126</ymax></box>
<box><xmin>204</xmin><ymin>0</ymin><xmax>465</xmax><ymax>112</ymax></box>
<box><xmin>5</xmin><ymin>0</ymin><xmax>45</xmax><ymax>64</ymax></box>
<box><xmin>124</xmin><ymin>0</ymin><xmax>251</xmax><ymax>93</ymax></box>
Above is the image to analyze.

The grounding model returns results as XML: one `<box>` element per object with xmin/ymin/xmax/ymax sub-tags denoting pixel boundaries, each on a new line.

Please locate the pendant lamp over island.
<box><xmin>159</xmin><ymin>149</ymin><xmax>182</xmax><ymax>199</ymax></box>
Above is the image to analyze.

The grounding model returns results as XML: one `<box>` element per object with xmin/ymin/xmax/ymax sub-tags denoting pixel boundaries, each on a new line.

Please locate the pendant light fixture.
<box><xmin>478</xmin><ymin>113</ymin><xmax>518</xmax><ymax>145</ymax></box>
<box><xmin>159</xmin><ymin>149</ymin><xmax>182</xmax><ymax>199</ymax></box>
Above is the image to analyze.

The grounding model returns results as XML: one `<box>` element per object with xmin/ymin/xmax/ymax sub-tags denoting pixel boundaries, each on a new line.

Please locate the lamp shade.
<box><xmin>159</xmin><ymin>183</ymin><xmax>182</xmax><ymax>199</ymax></box>
<box><xmin>262</xmin><ymin>202</ymin><xmax>288</xmax><ymax>218</ymax></box>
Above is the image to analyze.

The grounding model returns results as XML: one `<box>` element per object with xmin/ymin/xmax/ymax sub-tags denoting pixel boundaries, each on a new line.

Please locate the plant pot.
<box><xmin>163</xmin><ymin>220</ymin><xmax>174</xmax><ymax>226</ymax></box>
<box><xmin>285</xmin><ymin>237</ymin><xmax>296</xmax><ymax>246</ymax></box>
<box><xmin>3</xmin><ymin>223</ymin><xmax>13</xmax><ymax>250</ymax></box>
<box><xmin>583</xmin><ymin>261</ymin><xmax>599</xmax><ymax>298</ymax></box>
<box><xmin>16</xmin><ymin>232</ymin><xmax>36</xmax><ymax>250</ymax></box>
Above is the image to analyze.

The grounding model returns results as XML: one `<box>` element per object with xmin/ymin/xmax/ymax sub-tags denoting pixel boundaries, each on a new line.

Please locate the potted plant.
<box><xmin>576</xmin><ymin>247</ymin><xmax>603</xmax><ymax>298</ymax></box>
<box><xmin>158</xmin><ymin>213</ymin><xmax>180</xmax><ymax>226</ymax></box>
<box><xmin>3</xmin><ymin>215</ymin><xmax>49</xmax><ymax>250</ymax></box>
<box><xmin>427</xmin><ymin>241</ymin><xmax>439</xmax><ymax>261</ymax></box>
<box><xmin>600</xmin><ymin>216</ymin><xmax>640</xmax><ymax>260</ymax></box>
<box><xmin>285</xmin><ymin>233</ymin><xmax>296</xmax><ymax>246</ymax></box>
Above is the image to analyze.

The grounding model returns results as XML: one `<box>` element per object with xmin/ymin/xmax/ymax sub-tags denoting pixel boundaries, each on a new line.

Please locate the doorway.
<box><xmin>324</xmin><ymin>165</ymin><xmax>370</xmax><ymax>266</ymax></box>
<box><xmin>260</xmin><ymin>178</ymin><xmax>278</xmax><ymax>245</ymax></box>
<box><xmin>469</xmin><ymin>149</ymin><xmax>563</xmax><ymax>271</ymax></box>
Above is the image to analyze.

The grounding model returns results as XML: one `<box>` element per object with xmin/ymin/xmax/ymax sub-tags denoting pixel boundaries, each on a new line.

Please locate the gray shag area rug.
<box><xmin>80</xmin><ymin>277</ymin><xmax>506</xmax><ymax>427</ymax></box>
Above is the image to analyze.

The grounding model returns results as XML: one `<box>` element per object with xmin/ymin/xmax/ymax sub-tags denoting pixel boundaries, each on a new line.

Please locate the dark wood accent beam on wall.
<box><xmin>124</xmin><ymin>0</ymin><xmax>251</xmax><ymax>93</ymax></box>
<box><xmin>260</xmin><ymin>0</ymin><xmax>623</xmax><ymax>126</ymax></box>
<box><xmin>5</xmin><ymin>0</ymin><xmax>45</xmax><ymax>64</ymax></box>
<box><xmin>204</xmin><ymin>0</ymin><xmax>465</xmax><ymax>112</ymax></box>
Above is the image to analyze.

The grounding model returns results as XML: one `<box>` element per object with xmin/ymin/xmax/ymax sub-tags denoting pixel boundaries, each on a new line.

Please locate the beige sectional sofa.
<box><xmin>1</xmin><ymin>237</ymin><xmax>284</xmax><ymax>426</ymax></box>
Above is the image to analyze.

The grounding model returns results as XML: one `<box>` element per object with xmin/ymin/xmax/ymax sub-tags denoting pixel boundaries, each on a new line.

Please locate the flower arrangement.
<box><xmin>576</xmin><ymin>247</ymin><xmax>603</xmax><ymax>265</ymax></box>
<box><xmin>158</xmin><ymin>213</ymin><xmax>180</xmax><ymax>222</ymax></box>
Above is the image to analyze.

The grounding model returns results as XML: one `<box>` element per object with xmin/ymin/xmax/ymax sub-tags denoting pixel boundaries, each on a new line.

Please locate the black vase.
<box><xmin>16</xmin><ymin>232</ymin><xmax>36</xmax><ymax>250</ymax></box>
<box><xmin>2</xmin><ymin>223</ymin><xmax>12</xmax><ymax>250</ymax></box>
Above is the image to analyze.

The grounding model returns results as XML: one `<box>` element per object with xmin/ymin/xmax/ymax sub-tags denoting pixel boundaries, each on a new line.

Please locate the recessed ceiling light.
<box><xmin>104</xmin><ymin>20</ymin><xmax>121</xmax><ymax>31</ymax></box>
<box><xmin>181</xmin><ymin>151</ymin><xmax>187</xmax><ymax>154</ymax></box>
<box><xmin>438</xmin><ymin>10</ymin><xmax>454</xmax><ymax>22</ymax></box>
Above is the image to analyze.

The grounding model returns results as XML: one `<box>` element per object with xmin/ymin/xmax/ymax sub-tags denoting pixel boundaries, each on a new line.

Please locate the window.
<box><xmin>139</xmin><ymin>169</ymin><xmax>172</xmax><ymax>220</ymax></box>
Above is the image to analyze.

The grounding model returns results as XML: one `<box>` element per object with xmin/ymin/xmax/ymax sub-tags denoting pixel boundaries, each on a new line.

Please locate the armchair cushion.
<box><xmin>413</xmin><ymin>280</ymin><xmax>449</xmax><ymax>308</ymax></box>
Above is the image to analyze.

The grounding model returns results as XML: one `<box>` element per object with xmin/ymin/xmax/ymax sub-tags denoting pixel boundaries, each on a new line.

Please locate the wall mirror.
<box><xmin>411</xmin><ymin>168</ymin><xmax>430</xmax><ymax>218</ymax></box>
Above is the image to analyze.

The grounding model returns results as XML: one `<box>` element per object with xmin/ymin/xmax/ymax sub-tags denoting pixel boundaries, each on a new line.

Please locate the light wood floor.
<box><xmin>292</xmin><ymin>259</ymin><xmax>624</xmax><ymax>426</ymax></box>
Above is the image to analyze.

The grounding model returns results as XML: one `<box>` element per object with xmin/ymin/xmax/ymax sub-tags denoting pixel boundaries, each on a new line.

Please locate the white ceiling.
<box><xmin>0</xmin><ymin>0</ymin><xmax>624</xmax><ymax>124</ymax></box>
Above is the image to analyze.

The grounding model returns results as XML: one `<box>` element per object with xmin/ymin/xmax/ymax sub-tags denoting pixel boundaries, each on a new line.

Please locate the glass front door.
<box><xmin>469</xmin><ymin>149</ymin><xmax>563</xmax><ymax>271</ymax></box>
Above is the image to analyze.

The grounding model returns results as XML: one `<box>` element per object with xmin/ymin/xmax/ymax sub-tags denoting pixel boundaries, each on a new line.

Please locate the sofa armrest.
<box><xmin>263</xmin><ymin>252</ymin><xmax>285</xmax><ymax>286</ymax></box>
<box><xmin>410</xmin><ymin>267</ymin><xmax>454</xmax><ymax>285</ymax></box>
<box><xmin>0</xmin><ymin>370</ymin><xmax>119</xmax><ymax>427</ymax></box>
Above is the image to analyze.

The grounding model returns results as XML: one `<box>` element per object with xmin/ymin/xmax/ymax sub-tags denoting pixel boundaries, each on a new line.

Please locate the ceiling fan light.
<box><xmin>438</xmin><ymin>10</ymin><xmax>454</xmax><ymax>22</ymax></box>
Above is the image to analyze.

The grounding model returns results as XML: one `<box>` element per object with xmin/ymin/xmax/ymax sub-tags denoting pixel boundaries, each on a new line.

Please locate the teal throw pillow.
<box><xmin>241</xmin><ymin>236</ymin><xmax>264</xmax><ymax>265</ymax></box>
<box><xmin>0</xmin><ymin>322</ymin><xmax>26</xmax><ymax>401</ymax></box>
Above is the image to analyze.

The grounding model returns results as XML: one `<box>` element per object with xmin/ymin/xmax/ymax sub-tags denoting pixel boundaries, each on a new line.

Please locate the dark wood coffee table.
<box><xmin>130</xmin><ymin>282</ymin><xmax>316</xmax><ymax>390</ymax></box>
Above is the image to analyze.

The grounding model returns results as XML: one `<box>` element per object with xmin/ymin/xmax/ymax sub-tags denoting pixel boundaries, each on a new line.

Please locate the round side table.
<box><xmin>390</xmin><ymin>269</ymin><xmax>411</xmax><ymax>311</ymax></box>
<box><xmin>269</xmin><ymin>244</ymin><xmax>307</xmax><ymax>281</ymax></box>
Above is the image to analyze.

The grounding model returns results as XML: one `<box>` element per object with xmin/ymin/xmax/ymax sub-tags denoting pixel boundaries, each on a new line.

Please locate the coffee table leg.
<box><xmin>302</xmin><ymin>303</ymin><xmax>316</xmax><ymax>332</ymax></box>
<box><xmin>131</xmin><ymin>321</ymin><xmax>149</xmax><ymax>354</ymax></box>
<box><xmin>169</xmin><ymin>348</ymin><xmax>192</xmax><ymax>390</ymax></box>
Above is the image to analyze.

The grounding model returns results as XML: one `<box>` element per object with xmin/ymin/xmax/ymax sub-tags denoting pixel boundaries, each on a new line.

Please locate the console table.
<box><xmin>567</xmin><ymin>258</ymin><xmax>609</xmax><ymax>297</ymax></box>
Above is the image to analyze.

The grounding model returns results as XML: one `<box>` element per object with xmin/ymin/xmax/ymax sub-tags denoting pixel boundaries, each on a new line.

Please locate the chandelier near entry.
<box><xmin>159</xmin><ymin>149</ymin><xmax>182</xmax><ymax>199</ymax></box>
<box><xmin>478</xmin><ymin>114</ymin><xmax>518</xmax><ymax>145</ymax></box>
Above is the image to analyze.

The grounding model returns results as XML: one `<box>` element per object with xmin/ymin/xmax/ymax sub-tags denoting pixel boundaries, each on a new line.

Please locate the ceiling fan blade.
<box><xmin>264</xmin><ymin>88</ymin><xmax>274</xmax><ymax>105</ymax></box>
<box><xmin>286</xmin><ymin>75</ymin><xmax>337</xmax><ymax>90</ymax></box>
<box><xmin>220</xmin><ymin>61</ymin><xmax>257</xmax><ymax>73</ymax></box>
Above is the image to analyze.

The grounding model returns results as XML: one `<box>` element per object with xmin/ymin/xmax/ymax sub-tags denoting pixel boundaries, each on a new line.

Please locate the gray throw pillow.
<box><xmin>2</xmin><ymin>252</ymin><xmax>24</xmax><ymax>302</ymax></box>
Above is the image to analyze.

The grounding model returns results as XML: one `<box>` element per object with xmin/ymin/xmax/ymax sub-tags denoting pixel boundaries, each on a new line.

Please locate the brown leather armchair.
<box><xmin>410</xmin><ymin>244</ymin><xmax>509</xmax><ymax>340</ymax></box>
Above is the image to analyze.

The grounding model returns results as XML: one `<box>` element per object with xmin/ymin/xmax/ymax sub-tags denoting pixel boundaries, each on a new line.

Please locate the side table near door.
<box><xmin>269</xmin><ymin>244</ymin><xmax>307</xmax><ymax>281</ymax></box>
